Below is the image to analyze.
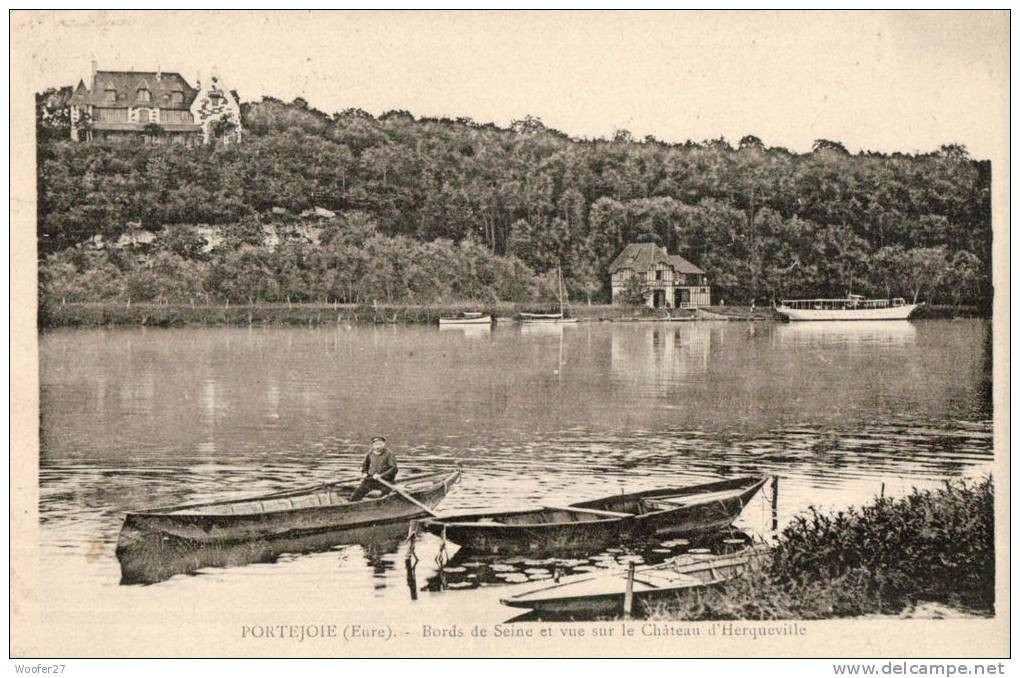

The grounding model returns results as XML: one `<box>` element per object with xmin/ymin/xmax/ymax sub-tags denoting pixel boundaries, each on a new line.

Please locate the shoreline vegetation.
<box><xmin>647</xmin><ymin>477</ymin><xmax>994</xmax><ymax>621</ymax></box>
<box><xmin>38</xmin><ymin>302</ymin><xmax>984</xmax><ymax>329</ymax></box>
<box><xmin>37</xmin><ymin>96</ymin><xmax>992</xmax><ymax>324</ymax></box>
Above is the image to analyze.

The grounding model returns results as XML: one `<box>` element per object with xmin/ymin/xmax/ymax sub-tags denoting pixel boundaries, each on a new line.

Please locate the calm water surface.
<box><xmin>38</xmin><ymin>319</ymin><xmax>992</xmax><ymax>625</ymax></box>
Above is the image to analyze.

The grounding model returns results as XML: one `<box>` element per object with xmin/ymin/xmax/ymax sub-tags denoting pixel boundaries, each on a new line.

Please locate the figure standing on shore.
<box><xmin>349</xmin><ymin>436</ymin><xmax>399</xmax><ymax>501</ymax></box>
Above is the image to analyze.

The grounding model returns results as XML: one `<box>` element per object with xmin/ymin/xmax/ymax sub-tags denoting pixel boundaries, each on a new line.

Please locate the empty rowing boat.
<box><xmin>422</xmin><ymin>504</ymin><xmax>634</xmax><ymax>555</ymax></box>
<box><xmin>423</xmin><ymin>476</ymin><xmax>768</xmax><ymax>554</ymax></box>
<box><xmin>571</xmin><ymin>475</ymin><xmax>769</xmax><ymax>537</ymax></box>
<box><xmin>500</xmin><ymin>545</ymin><xmax>770</xmax><ymax>616</ymax></box>
<box><xmin>120</xmin><ymin>469</ymin><xmax>461</xmax><ymax>543</ymax></box>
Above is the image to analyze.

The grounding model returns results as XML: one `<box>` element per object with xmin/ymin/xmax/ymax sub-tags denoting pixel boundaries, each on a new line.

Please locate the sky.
<box><xmin>13</xmin><ymin>10</ymin><xmax>1009</xmax><ymax>159</ymax></box>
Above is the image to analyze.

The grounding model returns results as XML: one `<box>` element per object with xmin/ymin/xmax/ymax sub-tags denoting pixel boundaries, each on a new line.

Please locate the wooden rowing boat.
<box><xmin>571</xmin><ymin>475</ymin><xmax>769</xmax><ymax>537</ymax></box>
<box><xmin>422</xmin><ymin>476</ymin><xmax>768</xmax><ymax>554</ymax></box>
<box><xmin>422</xmin><ymin>504</ymin><xmax>635</xmax><ymax>555</ymax></box>
<box><xmin>119</xmin><ymin>469</ymin><xmax>461</xmax><ymax>543</ymax></box>
<box><xmin>500</xmin><ymin>545</ymin><xmax>770</xmax><ymax>616</ymax></box>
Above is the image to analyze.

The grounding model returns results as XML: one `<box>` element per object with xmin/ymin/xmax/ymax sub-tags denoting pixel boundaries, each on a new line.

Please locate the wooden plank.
<box><xmin>651</xmin><ymin>489</ymin><xmax>745</xmax><ymax>507</ymax></box>
<box><xmin>544</xmin><ymin>505</ymin><xmax>633</xmax><ymax>518</ymax></box>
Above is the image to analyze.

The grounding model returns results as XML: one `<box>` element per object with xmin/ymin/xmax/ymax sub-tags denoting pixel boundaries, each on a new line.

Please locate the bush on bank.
<box><xmin>648</xmin><ymin>477</ymin><xmax>994</xmax><ymax>620</ymax></box>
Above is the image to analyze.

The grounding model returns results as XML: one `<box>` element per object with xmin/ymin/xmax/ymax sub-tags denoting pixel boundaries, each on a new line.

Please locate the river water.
<box><xmin>37</xmin><ymin>319</ymin><xmax>992</xmax><ymax>627</ymax></box>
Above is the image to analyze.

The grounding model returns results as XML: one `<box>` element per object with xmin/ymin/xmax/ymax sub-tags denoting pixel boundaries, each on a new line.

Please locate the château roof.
<box><xmin>69</xmin><ymin>70</ymin><xmax>197</xmax><ymax>110</ymax></box>
<box><xmin>609</xmin><ymin>243</ymin><xmax>705</xmax><ymax>275</ymax></box>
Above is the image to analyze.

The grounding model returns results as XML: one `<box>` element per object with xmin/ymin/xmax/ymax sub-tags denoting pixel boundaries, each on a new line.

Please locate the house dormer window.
<box><xmin>171</xmin><ymin>90</ymin><xmax>184</xmax><ymax>105</ymax></box>
<box><xmin>137</xmin><ymin>87</ymin><xmax>151</xmax><ymax>103</ymax></box>
<box><xmin>104</xmin><ymin>87</ymin><xmax>117</xmax><ymax>103</ymax></box>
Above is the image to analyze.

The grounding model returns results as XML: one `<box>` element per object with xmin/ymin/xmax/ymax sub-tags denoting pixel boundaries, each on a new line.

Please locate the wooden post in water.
<box><xmin>880</xmin><ymin>482</ymin><xmax>885</xmax><ymax>498</ymax></box>
<box><xmin>771</xmin><ymin>476</ymin><xmax>780</xmax><ymax>538</ymax></box>
<box><xmin>623</xmin><ymin>562</ymin><xmax>636</xmax><ymax>619</ymax></box>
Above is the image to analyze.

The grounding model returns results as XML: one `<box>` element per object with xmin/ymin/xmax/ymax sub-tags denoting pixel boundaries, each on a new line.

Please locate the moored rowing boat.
<box><xmin>423</xmin><ymin>504</ymin><xmax>634</xmax><ymax>555</ymax></box>
<box><xmin>571</xmin><ymin>476</ymin><xmax>769</xmax><ymax>537</ymax></box>
<box><xmin>423</xmin><ymin>476</ymin><xmax>768</xmax><ymax>554</ymax></box>
<box><xmin>500</xmin><ymin>545</ymin><xmax>770</xmax><ymax>616</ymax></box>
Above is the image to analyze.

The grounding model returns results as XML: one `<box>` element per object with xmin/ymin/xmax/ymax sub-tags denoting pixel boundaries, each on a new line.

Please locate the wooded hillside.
<box><xmin>36</xmin><ymin>92</ymin><xmax>992</xmax><ymax>308</ymax></box>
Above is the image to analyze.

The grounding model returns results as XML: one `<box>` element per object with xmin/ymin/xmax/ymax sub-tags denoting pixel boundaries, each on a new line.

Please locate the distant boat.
<box><xmin>519</xmin><ymin>313</ymin><xmax>578</xmax><ymax>324</ymax></box>
<box><xmin>438</xmin><ymin>312</ymin><xmax>492</xmax><ymax>326</ymax></box>
<box><xmin>775</xmin><ymin>295</ymin><xmax>922</xmax><ymax>321</ymax></box>
<box><xmin>500</xmin><ymin>545</ymin><xmax>770</xmax><ymax>616</ymax></box>
<box><xmin>521</xmin><ymin>264</ymin><xmax>578</xmax><ymax>324</ymax></box>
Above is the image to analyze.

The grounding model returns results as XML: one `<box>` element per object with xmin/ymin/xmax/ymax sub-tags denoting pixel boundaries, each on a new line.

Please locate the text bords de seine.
<box><xmin>239</xmin><ymin>622</ymin><xmax>807</xmax><ymax>641</ymax></box>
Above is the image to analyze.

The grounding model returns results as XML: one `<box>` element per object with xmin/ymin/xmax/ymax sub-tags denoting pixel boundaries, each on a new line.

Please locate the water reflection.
<box><xmin>775</xmin><ymin>320</ymin><xmax>918</xmax><ymax>348</ymax></box>
<box><xmin>116</xmin><ymin>521</ymin><xmax>409</xmax><ymax>585</ymax></box>
<box><xmin>426</xmin><ymin>530</ymin><xmax>755</xmax><ymax>593</ymax></box>
<box><xmin>610</xmin><ymin>323</ymin><xmax>712</xmax><ymax>390</ymax></box>
<box><xmin>439</xmin><ymin>324</ymin><xmax>492</xmax><ymax>338</ymax></box>
<box><xmin>38</xmin><ymin>320</ymin><xmax>993</xmax><ymax>622</ymax></box>
<box><xmin>519</xmin><ymin>323</ymin><xmax>570</xmax><ymax>337</ymax></box>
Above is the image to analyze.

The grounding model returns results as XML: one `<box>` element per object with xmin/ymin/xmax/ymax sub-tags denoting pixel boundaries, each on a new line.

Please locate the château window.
<box><xmin>137</xmin><ymin>88</ymin><xmax>152</xmax><ymax>103</ymax></box>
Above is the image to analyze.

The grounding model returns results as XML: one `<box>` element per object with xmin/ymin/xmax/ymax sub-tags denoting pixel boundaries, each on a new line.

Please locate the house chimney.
<box><xmin>211</xmin><ymin>65</ymin><xmax>219</xmax><ymax>82</ymax></box>
<box><xmin>90</xmin><ymin>59</ymin><xmax>97</xmax><ymax>88</ymax></box>
<box><xmin>156</xmin><ymin>65</ymin><xmax>161</xmax><ymax>82</ymax></box>
<box><xmin>195</xmin><ymin>69</ymin><xmax>201</xmax><ymax>89</ymax></box>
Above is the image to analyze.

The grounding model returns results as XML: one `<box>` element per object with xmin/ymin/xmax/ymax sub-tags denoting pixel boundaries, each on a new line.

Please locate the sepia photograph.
<box><xmin>9</xmin><ymin>9</ymin><xmax>1009</xmax><ymax>661</ymax></box>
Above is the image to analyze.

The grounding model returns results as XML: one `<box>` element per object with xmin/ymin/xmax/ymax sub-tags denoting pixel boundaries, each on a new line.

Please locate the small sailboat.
<box><xmin>520</xmin><ymin>265</ymin><xmax>579</xmax><ymax>324</ymax></box>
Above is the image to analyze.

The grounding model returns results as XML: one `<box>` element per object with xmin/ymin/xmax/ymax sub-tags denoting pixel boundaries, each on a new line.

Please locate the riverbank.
<box><xmin>38</xmin><ymin>301</ymin><xmax>983</xmax><ymax>328</ymax></box>
<box><xmin>39</xmin><ymin>302</ymin><xmax>764</xmax><ymax>328</ymax></box>
<box><xmin>647</xmin><ymin>476</ymin><xmax>994</xmax><ymax>621</ymax></box>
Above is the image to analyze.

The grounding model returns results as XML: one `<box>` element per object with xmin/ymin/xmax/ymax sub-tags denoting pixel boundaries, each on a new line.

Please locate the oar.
<box><xmin>258</xmin><ymin>474</ymin><xmax>364</xmax><ymax>500</ymax></box>
<box><xmin>376</xmin><ymin>477</ymin><xmax>438</xmax><ymax>517</ymax></box>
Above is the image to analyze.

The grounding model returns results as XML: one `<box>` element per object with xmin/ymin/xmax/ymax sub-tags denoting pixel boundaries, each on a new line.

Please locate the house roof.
<box><xmin>609</xmin><ymin>243</ymin><xmax>671</xmax><ymax>273</ymax></box>
<box><xmin>610</xmin><ymin>243</ymin><xmax>706</xmax><ymax>276</ymax></box>
<box><xmin>70</xmin><ymin>70</ymin><xmax>198</xmax><ymax>110</ymax></box>
<box><xmin>668</xmin><ymin>254</ymin><xmax>705</xmax><ymax>274</ymax></box>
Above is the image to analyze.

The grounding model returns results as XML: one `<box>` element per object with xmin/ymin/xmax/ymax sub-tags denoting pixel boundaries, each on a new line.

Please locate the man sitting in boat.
<box><xmin>349</xmin><ymin>436</ymin><xmax>399</xmax><ymax>501</ymax></box>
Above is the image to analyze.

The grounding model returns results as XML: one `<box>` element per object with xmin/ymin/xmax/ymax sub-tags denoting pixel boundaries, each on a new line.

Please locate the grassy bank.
<box><xmin>648</xmin><ymin>477</ymin><xmax>994</xmax><ymax>620</ymax></box>
<box><xmin>38</xmin><ymin>301</ymin><xmax>985</xmax><ymax>328</ymax></box>
<box><xmin>39</xmin><ymin>301</ymin><xmax>676</xmax><ymax>328</ymax></box>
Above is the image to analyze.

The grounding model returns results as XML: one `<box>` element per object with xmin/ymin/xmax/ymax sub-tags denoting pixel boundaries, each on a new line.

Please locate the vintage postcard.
<box><xmin>10</xmin><ymin>10</ymin><xmax>1009</xmax><ymax>661</ymax></box>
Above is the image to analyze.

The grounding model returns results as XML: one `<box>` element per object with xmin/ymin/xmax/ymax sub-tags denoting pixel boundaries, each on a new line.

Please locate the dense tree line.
<box><xmin>36</xmin><ymin>90</ymin><xmax>992</xmax><ymax>307</ymax></box>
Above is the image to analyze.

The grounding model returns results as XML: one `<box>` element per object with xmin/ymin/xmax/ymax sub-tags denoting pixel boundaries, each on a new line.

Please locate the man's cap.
<box><xmin>371</xmin><ymin>436</ymin><xmax>386</xmax><ymax>443</ymax></box>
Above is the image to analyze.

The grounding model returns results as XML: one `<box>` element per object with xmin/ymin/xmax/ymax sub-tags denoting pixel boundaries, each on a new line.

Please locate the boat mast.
<box><xmin>557</xmin><ymin>263</ymin><xmax>564</xmax><ymax>317</ymax></box>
